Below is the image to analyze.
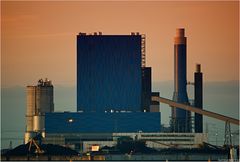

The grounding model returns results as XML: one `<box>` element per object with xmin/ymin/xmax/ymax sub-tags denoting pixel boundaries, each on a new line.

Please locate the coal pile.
<box><xmin>3</xmin><ymin>143</ymin><xmax>78</xmax><ymax>156</ymax></box>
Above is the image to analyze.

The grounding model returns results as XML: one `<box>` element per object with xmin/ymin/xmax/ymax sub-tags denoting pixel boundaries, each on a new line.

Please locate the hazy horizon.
<box><xmin>1</xmin><ymin>80</ymin><xmax>239</xmax><ymax>149</ymax></box>
<box><xmin>1</xmin><ymin>80</ymin><xmax>239</xmax><ymax>88</ymax></box>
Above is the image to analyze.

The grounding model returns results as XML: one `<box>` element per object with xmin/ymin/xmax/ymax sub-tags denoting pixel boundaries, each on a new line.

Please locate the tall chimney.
<box><xmin>194</xmin><ymin>64</ymin><xmax>203</xmax><ymax>133</ymax></box>
<box><xmin>172</xmin><ymin>28</ymin><xmax>191</xmax><ymax>132</ymax></box>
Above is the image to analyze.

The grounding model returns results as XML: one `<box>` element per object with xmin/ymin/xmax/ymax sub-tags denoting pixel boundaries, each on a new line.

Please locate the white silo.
<box><xmin>24</xmin><ymin>78</ymin><xmax>54</xmax><ymax>143</ymax></box>
<box><xmin>26</xmin><ymin>86</ymin><xmax>36</xmax><ymax>132</ymax></box>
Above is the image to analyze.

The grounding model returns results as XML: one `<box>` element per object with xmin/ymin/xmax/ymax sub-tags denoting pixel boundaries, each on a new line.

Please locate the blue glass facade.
<box><xmin>77</xmin><ymin>35</ymin><xmax>142</xmax><ymax>112</ymax></box>
<box><xmin>45</xmin><ymin>112</ymin><xmax>161</xmax><ymax>133</ymax></box>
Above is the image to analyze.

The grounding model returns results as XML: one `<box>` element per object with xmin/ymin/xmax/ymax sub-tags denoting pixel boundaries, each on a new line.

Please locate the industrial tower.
<box><xmin>172</xmin><ymin>28</ymin><xmax>191</xmax><ymax>132</ymax></box>
<box><xmin>24</xmin><ymin>78</ymin><xmax>54</xmax><ymax>143</ymax></box>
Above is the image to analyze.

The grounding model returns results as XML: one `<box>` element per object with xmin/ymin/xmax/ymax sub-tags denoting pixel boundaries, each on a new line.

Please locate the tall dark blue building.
<box><xmin>44</xmin><ymin>33</ymin><xmax>161</xmax><ymax>137</ymax></box>
<box><xmin>44</xmin><ymin>32</ymin><xmax>161</xmax><ymax>134</ymax></box>
<box><xmin>77</xmin><ymin>34</ymin><xmax>142</xmax><ymax>112</ymax></box>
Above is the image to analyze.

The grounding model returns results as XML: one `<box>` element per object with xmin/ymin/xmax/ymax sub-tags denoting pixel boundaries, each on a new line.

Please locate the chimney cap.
<box><xmin>196</xmin><ymin>64</ymin><xmax>201</xmax><ymax>72</ymax></box>
<box><xmin>176</xmin><ymin>28</ymin><xmax>185</xmax><ymax>37</ymax></box>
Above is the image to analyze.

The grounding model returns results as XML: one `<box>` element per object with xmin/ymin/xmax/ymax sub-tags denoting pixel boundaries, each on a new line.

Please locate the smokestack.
<box><xmin>194</xmin><ymin>64</ymin><xmax>203</xmax><ymax>133</ymax></box>
<box><xmin>172</xmin><ymin>28</ymin><xmax>191</xmax><ymax>132</ymax></box>
<box><xmin>196</xmin><ymin>64</ymin><xmax>201</xmax><ymax>73</ymax></box>
<box><xmin>174</xmin><ymin>28</ymin><xmax>186</xmax><ymax>45</ymax></box>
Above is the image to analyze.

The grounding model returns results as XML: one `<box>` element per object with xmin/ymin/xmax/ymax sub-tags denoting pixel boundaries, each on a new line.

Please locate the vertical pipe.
<box><xmin>194</xmin><ymin>64</ymin><xmax>203</xmax><ymax>133</ymax></box>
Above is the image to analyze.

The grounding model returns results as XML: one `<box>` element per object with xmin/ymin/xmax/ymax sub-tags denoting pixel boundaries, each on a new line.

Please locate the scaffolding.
<box><xmin>141</xmin><ymin>34</ymin><xmax>146</xmax><ymax>68</ymax></box>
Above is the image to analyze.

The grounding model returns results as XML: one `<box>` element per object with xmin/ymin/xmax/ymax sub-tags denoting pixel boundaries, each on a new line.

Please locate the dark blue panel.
<box><xmin>45</xmin><ymin>112</ymin><xmax>161</xmax><ymax>133</ymax></box>
<box><xmin>141</xmin><ymin>67</ymin><xmax>152</xmax><ymax>112</ymax></box>
<box><xmin>77</xmin><ymin>35</ymin><xmax>142</xmax><ymax>112</ymax></box>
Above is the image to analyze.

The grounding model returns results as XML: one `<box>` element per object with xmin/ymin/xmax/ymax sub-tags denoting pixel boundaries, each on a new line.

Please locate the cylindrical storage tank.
<box><xmin>33</xmin><ymin>115</ymin><xmax>45</xmax><ymax>132</ymax></box>
<box><xmin>26</xmin><ymin>86</ymin><xmax>36</xmax><ymax>132</ymax></box>
<box><xmin>26</xmin><ymin>86</ymin><xmax>36</xmax><ymax>116</ymax></box>
<box><xmin>26</xmin><ymin>116</ymin><xmax>33</xmax><ymax>131</ymax></box>
<box><xmin>36</xmin><ymin>86</ymin><xmax>54</xmax><ymax>114</ymax></box>
<box><xmin>24</xmin><ymin>79</ymin><xmax>53</xmax><ymax>144</ymax></box>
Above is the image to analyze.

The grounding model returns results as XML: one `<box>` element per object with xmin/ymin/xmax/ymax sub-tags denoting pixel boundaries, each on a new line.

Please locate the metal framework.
<box><xmin>141</xmin><ymin>34</ymin><xmax>146</xmax><ymax>67</ymax></box>
<box><xmin>224</xmin><ymin>121</ymin><xmax>232</xmax><ymax>146</ymax></box>
<box><xmin>152</xmin><ymin>96</ymin><xmax>240</xmax><ymax>125</ymax></box>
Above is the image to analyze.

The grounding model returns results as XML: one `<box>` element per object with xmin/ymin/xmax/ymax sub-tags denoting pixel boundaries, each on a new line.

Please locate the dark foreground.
<box><xmin>1</xmin><ymin>141</ymin><xmax>237</xmax><ymax>161</ymax></box>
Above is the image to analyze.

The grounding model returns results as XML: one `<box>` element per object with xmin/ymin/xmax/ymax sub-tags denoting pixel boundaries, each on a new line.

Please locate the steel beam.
<box><xmin>152</xmin><ymin>96</ymin><xmax>240</xmax><ymax>125</ymax></box>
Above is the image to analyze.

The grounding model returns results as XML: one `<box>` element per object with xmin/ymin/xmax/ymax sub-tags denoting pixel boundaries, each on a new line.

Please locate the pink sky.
<box><xmin>1</xmin><ymin>1</ymin><xmax>239</xmax><ymax>86</ymax></box>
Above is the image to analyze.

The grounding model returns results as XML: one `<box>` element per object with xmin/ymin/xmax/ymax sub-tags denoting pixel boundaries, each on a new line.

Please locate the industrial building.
<box><xmin>24</xmin><ymin>30</ymin><xmax>212</xmax><ymax>153</ymax></box>
<box><xmin>75</xmin><ymin>32</ymin><xmax>160</xmax><ymax>132</ymax></box>
<box><xmin>44</xmin><ymin>132</ymin><xmax>207</xmax><ymax>152</ymax></box>
<box><xmin>24</xmin><ymin>78</ymin><xmax>54</xmax><ymax>143</ymax></box>
<box><xmin>77</xmin><ymin>33</ymin><xmax>142</xmax><ymax>112</ymax></box>
<box><xmin>45</xmin><ymin>112</ymin><xmax>161</xmax><ymax>133</ymax></box>
<box><xmin>35</xmin><ymin>32</ymin><xmax>163</xmax><ymax>152</ymax></box>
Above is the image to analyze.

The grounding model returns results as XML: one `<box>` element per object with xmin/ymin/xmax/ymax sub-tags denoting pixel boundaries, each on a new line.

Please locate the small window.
<box><xmin>68</xmin><ymin>118</ymin><xmax>74</xmax><ymax>123</ymax></box>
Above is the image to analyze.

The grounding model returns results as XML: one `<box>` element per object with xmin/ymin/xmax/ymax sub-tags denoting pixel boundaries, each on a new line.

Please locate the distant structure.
<box><xmin>77</xmin><ymin>33</ymin><xmax>142</xmax><ymax>112</ymax></box>
<box><xmin>172</xmin><ymin>28</ymin><xmax>191</xmax><ymax>132</ymax></box>
<box><xmin>24</xmin><ymin>78</ymin><xmax>54</xmax><ymax>143</ymax></box>
<box><xmin>44</xmin><ymin>32</ymin><xmax>161</xmax><ymax>135</ymax></box>
<box><xmin>35</xmin><ymin>30</ymin><xmax>209</xmax><ymax>153</ymax></box>
<box><xmin>76</xmin><ymin>33</ymin><xmax>154</xmax><ymax>113</ymax></box>
<box><xmin>194</xmin><ymin>64</ymin><xmax>203</xmax><ymax>133</ymax></box>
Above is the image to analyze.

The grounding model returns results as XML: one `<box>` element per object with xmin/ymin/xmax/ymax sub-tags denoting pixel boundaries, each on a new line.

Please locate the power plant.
<box><xmin>19</xmin><ymin>29</ymin><xmax>239</xmax><ymax>160</ymax></box>
<box><xmin>24</xmin><ymin>33</ymin><xmax>162</xmax><ymax>150</ymax></box>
